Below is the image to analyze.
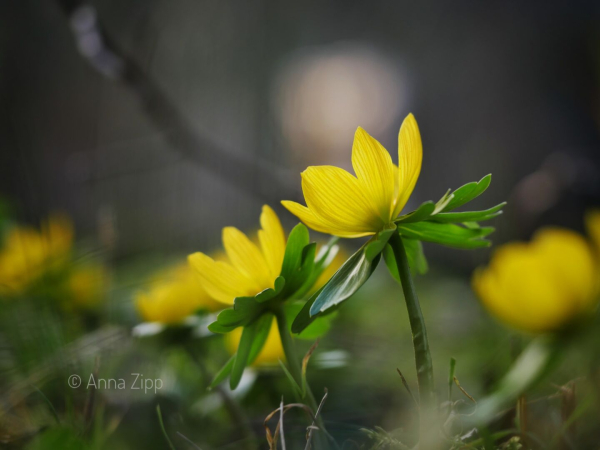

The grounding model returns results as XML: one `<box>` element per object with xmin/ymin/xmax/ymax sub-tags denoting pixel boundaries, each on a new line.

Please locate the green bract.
<box><xmin>208</xmin><ymin>224</ymin><xmax>338</xmax><ymax>389</ymax></box>
<box><xmin>293</xmin><ymin>174</ymin><xmax>505</xmax><ymax>332</ymax></box>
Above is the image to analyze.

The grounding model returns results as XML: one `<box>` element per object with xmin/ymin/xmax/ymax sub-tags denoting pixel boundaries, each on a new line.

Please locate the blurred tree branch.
<box><xmin>55</xmin><ymin>0</ymin><xmax>299</xmax><ymax>203</ymax></box>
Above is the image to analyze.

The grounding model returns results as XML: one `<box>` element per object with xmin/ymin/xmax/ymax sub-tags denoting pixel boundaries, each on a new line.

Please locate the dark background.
<box><xmin>2</xmin><ymin>0</ymin><xmax>599</xmax><ymax>266</ymax></box>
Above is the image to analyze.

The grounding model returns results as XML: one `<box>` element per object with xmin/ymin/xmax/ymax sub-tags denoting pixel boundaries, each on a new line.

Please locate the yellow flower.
<box><xmin>472</xmin><ymin>226</ymin><xmax>599</xmax><ymax>333</ymax></box>
<box><xmin>188</xmin><ymin>205</ymin><xmax>286</xmax><ymax>304</ymax></box>
<box><xmin>66</xmin><ymin>264</ymin><xmax>107</xmax><ymax>310</ymax></box>
<box><xmin>0</xmin><ymin>215</ymin><xmax>73</xmax><ymax>294</ymax></box>
<box><xmin>282</xmin><ymin>113</ymin><xmax>422</xmax><ymax>237</ymax></box>
<box><xmin>136</xmin><ymin>263</ymin><xmax>223</xmax><ymax>324</ymax></box>
<box><xmin>225</xmin><ymin>318</ymin><xmax>284</xmax><ymax>366</ymax></box>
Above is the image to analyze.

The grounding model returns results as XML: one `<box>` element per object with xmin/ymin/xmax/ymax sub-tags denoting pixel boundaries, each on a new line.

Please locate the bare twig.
<box><xmin>264</xmin><ymin>402</ymin><xmax>313</xmax><ymax>450</ymax></box>
<box><xmin>53</xmin><ymin>0</ymin><xmax>299</xmax><ymax>204</ymax></box>
<box><xmin>396</xmin><ymin>368</ymin><xmax>418</xmax><ymax>407</ymax></box>
<box><xmin>453</xmin><ymin>376</ymin><xmax>476</xmax><ymax>404</ymax></box>
<box><xmin>279</xmin><ymin>396</ymin><xmax>286</xmax><ymax>450</ymax></box>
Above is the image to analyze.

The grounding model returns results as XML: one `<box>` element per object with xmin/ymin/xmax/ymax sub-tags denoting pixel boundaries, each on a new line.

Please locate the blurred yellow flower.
<box><xmin>136</xmin><ymin>263</ymin><xmax>223</xmax><ymax>324</ymax></box>
<box><xmin>188</xmin><ymin>205</ymin><xmax>286</xmax><ymax>304</ymax></box>
<box><xmin>473</xmin><ymin>222</ymin><xmax>600</xmax><ymax>333</ymax></box>
<box><xmin>0</xmin><ymin>215</ymin><xmax>73</xmax><ymax>294</ymax></box>
<box><xmin>282</xmin><ymin>113</ymin><xmax>422</xmax><ymax>237</ymax></box>
<box><xmin>225</xmin><ymin>318</ymin><xmax>284</xmax><ymax>366</ymax></box>
<box><xmin>66</xmin><ymin>264</ymin><xmax>107</xmax><ymax>310</ymax></box>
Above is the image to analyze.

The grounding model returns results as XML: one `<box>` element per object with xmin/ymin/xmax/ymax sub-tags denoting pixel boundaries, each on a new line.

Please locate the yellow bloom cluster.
<box><xmin>0</xmin><ymin>214</ymin><xmax>107</xmax><ymax>310</ymax></box>
<box><xmin>136</xmin><ymin>263</ymin><xmax>223</xmax><ymax>324</ymax></box>
<box><xmin>0</xmin><ymin>215</ymin><xmax>73</xmax><ymax>293</ymax></box>
<box><xmin>473</xmin><ymin>212</ymin><xmax>600</xmax><ymax>333</ymax></box>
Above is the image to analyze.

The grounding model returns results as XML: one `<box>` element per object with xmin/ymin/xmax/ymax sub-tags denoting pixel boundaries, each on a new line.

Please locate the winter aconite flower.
<box><xmin>188</xmin><ymin>205</ymin><xmax>286</xmax><ymax>304</ymax></box>
<box><xmin>282</xmin><ymin>113</ymin><xmax>422</xmax><ymax>237</ymax></box>
<box><xmin>188</xmin><ymin>205</ymin><xmax>339</xmax><ymax>390</ymax></box>
<box><xmin>136</xmin><ymin>263</ymin><xmax>223</xmax><ymax>325</ymax></box>
<box><xmin>473</xmin><ymin>220</ymin><xmax>600</xmax><ymax>333</ymax></box>
<box><xmin>0</xmin><ymin>215</ymin><xmax>73</xmax><ymax>294</ymax></box>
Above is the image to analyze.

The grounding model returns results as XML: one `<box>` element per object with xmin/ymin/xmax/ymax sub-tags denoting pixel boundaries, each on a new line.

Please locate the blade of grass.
<box><xmin>157</xmin><ymin>404</ymin><xmax>176</xmax><ymax>450</ymax></box>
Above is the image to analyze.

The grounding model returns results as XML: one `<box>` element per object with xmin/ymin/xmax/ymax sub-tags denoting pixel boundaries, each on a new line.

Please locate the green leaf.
<box><xmin>25</xmin><ymin>426</ymin><xmax>86</xmax><ymax>450</ymax></box>
<box><xmin>293</xmin><ymin>238</ymin><xmax>340</xmax><ymax>299</ymax></box>
<box><xmin>442</xmin><ymin>174</ymin><xmax>492</xmax><ymax>212</ymax></box>
<box><xmin>209</xmin><ymin>314</ymin><xmax>272</xmax><ymax>389</ymax></box>
<box><xmin>248</xmin><ymin>313</ymin><xmax>274</xmax><ymax>363</ymax></box>
<box><xmin>209</xmin><ymin>355</ymin><xmax>235</xmax><ymax>389</ymax></box>
<box><xmin>285</xmin><ymin>301</ymin><xmax>336</xmax><ymax>340</ymax></box>
<box><xmin>316</xmin><ymin>237</ymin><xmax>340</xmax><ymax>268</ymax></box>
<box><xmin>208</xmin><ymin>296</ymin><xmax>262</xmax><ymax>333</ymax></box>
<box><xmin>291</xmin><ymin>286</ymin><xmax>324</xmax><ymax>333</ymax></box>
<box><xmin>403</xmin><ymin>237</ymin><xmax>429</xmax><ymax>275</ymax></box>
<box><xmin>280</xmin><ymin>223</ymin><xmax>310</xmax><ymax>282</ymax></box>
<box><xmin>365</xmin><ymin>225</ymin><xmax>397</xmax><ymax>261</ymax></box>
<box><xmin>383</xmin><ymin>238</ymin><xmax>428</xmax><ymax>280</ymax></box>
<box><xmin>230</xmin><ymin>321</ymin><xmax>257</xmax><ymax>389</ymax></box>
<box><xmin>383</xmin><ymin>244</ymin><xmax>400</xmax><ymax>283</ymax></box>
<box><xmin>432</xmin><ymin>202</ymin><xmax>506</xmax><ymax>223</ymax></box>
<box><xmin>255</xmin><ymin>276</ymin><xmax>285</xmax><ymax>302</ymax></box>
<box><xmin>433</xmin><ymin>189</ymin><xmax>454</xmax><ymax>214</ymax></box>
<box><xmin>278</xmin><ymin>359</ymin><xmax>303</xmax><ymax>397</ymax></box>
<box><xmin>395</xmin><ymin>201</ymin><xmax>436</xmax><ymax>224</ymax></box>
<box><xmin>289</xmin><ymin>242</ymin><xmax>316</xmax><ymax>294</ymax></box>
<box><xmin>397</xmin><ymin>221</ymin><xmax>494</xmax><ymax>249</ymax></box>
<box><xmin>309</xmin><ymin>244</ymin><xmax>381</xmax><ymax>316</ymax></box>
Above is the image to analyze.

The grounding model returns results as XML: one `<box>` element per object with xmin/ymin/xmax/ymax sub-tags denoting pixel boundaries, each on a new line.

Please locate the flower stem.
<box><xmin>389</xmin><ymin>233</ymin><xmax>436</xmax><ymax>444</ymax></box>
<box><xmin>184</xmin><ymin>343</ymin><xmax>257</xmax><ymax>450</ymax></box>
<box><xmin>274</xmin><ymin>305</ymin><xmax>330</xmax><ymax>448</ymax></box>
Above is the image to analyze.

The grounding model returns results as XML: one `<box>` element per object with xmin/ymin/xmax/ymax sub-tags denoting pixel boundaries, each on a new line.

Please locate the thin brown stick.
<box><xmin>396</xmin><ymin>368</ymin><xmax>418</xmax><ymax>407</ymax></box>
<box><xmin>453</xmin><ymin>376</ymin><xmax>476</xmax><ymax>404</ymax></box>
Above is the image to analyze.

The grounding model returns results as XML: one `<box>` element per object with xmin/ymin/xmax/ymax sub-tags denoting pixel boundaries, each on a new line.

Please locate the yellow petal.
<box><xmin>351</xmin><ymin>127</ymin><xmax>395</xmax><ymax>221</ymax></box>
<box><xmin>301</xmin><ymin>166</ymin><xmax>383</xmax><ymax>235</ymax></box>
<box><xmin>474</xmin><ymin>243</ymin><xmax>576</xmax><ymax>333</ymax></box>
<box><xmin>281</xmin><ymin>201</ymin><xmax>372</xmax><ymax>238</ymax></box>
<box><xmin>222</xmin><ymin>227</ymin><xmax>272</xmax><ymax>290</ymax></box>
<box><xmin>394</xmin><ymin>113</ymin><xmax>423</xmax><ymax>216</ymax></box>
<box><xmin>473</xmin><ymin>228</ymin><xmax>598</xmax><ymax>333</ymax></box>
<box><xmin>188</xmin><ymin>252</ymin><xmax>256</xmax><ymax>304</ymax></box>
<box><xmin>258</xmin><ymin>205</ymin><xmax>286</xmax><ymax>278</ymax></box>
<box><xmin>533</xmin><ymin>228</ymin><xmax>596</xmax><ymax>309</ymax></box>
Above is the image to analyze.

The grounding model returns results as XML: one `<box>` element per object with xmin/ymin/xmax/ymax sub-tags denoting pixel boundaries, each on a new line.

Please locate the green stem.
<box><xmin>274</xmin><ymin>305</ymin><xmax>330</xmax><ymax>448</ymax></box>
<box><xmin>389</xmin><ymin>233</ymin><xmax>436</xmax><ymax>442</ymax></box>
<box><xmin>184</xmin><ymin>343</ymin><xmax>256</xmax><ymax>450</ymax></box>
